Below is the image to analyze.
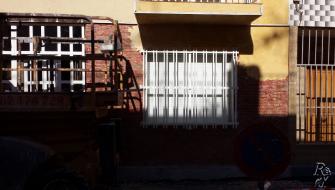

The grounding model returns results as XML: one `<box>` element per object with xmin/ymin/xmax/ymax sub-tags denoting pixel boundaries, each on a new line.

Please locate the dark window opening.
<box><xmin>2</xmin><ymin>60</ymin><xmax>11</xmax><ymax>80</ymax></box>
<box><xmin>3</xmin><ymin>39</ymin><xmax>11</xmax><ymax>51</ymax></box>
<box><xmin>61</xmin><ymin>26</ymin><xmax>69</xmax><ymax>37</ymax></box>
<box><xmin>61</xmin><ymin>60</ymin><xmax>70</xmax><ymax>81</ymax></box>
<box><xmin>17</xmin><ymin>25</ymin><xmax>30</xmax><ymax>51</ymax></box>
<box><xmin>19</xmin><ymin>43</ymin><xmax>30</xmax><ymax>51</ymax></box>
<box><xmin>61</xmin><ymin>44</ymin><xmax>70</xmax><ymax>51</ymax></box>
<box><xmin>3</xmin><ymin>24</ymin><xmax>10</xmax><ymax>37</ymax></box>
<box><xmin>3</xmin><ymin>24</ymin><xmax>11</xmax><ymax>51</ymax></box>
<box><xmin>45</xmin><ymin>26</ymin><xmax>57</xmax><ymax>51</ymax></box>
<box><xmin>45</xmin><ymin>26</ymin><xmax>57</xmax><ymax>37</ymax></box>
<box><xmin>73</xmin><ymin>44</ymin><xmax>82</xmax><ymax>52</ymax></box>
<box><xmin>61</xmin><ymin>26</ymin><xmax>70</xmax><ymax>51</ymax></box>
<box><xmin>17</xmin><ymin>25</ymin><xmax>29</xmax><ymax>37</ymax></box>
<box><xmin>33</xmin><ymin>26</ymin><xmax>41</xmax><ymax>36</ymax></box>
<box><xmin>73</xmin><ymin>26</ymin><xmax>82</xmax><ymax>52</ymax></box>
<box><xmin>73</xmin><ymin>26</ymin><xmax>82</xmax><ymax>38</ymax></box>
<box><xmin>37</xmin><ymin>61</ymin><xmax>43</xmax><ymax>81</ymax></box>
<box><xmin>45</xmin><ymin>43</ymin><xmax>57</xmax><ymax>51</ymax></box>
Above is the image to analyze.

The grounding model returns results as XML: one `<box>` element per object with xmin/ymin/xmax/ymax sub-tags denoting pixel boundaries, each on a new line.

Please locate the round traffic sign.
<box><xmin>234</xmin><ymin>122</ymin><xmax>291</xmax><ymax>180</ymax></box>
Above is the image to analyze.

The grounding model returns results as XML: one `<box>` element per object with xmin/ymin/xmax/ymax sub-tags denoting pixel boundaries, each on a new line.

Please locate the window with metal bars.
<box><xmin>143</xmin><ymin>50</ymin><xmax>238</xmax><ymax>128</ymax></box>
<box><xmin>1</xmin><ymin>25</ymin><xmax>86</xmax><ymax>92</ymax></box>
<box><xmin>297</xmin><ymin>27</ymin><xmax>335</xmax><ymax>143</ymax></box>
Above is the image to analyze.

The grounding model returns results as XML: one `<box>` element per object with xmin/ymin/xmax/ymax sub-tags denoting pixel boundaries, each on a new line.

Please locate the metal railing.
<box><xmin>296</xmin><ymin>27</ymin><xmax>335</xmax><ymax>143</ymax></box>
<box><xmin>140</xmin><ymin>0</ymin><xmax>258</xmax><ymax>4</ymax></box>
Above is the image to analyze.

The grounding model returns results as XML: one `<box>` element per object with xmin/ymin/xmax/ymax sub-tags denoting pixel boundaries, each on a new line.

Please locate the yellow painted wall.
<box><xmin>0</xmin><ymin>0</ymin><xmax>289</xmax><ymax>80</ymax></box>
<box><xmin>252</xmin><ymin>0</ymin><xmax>289</xmax><ymax>25</ymax></box>
<box><xmin>130</xmin><ymin>24</ymin><xmax>289</xmax><ymax>80</ymax></box>
<box><xmin>0</xmin><ymin>0</ymin><xmax>136</xmax><ymax>24</ymax></box>
<box><xmin>1</xmin><ymin>0</ymin><xmax>289</xmax><ymax>25</ymax></box>
<box><xmin>240</xmin><ymin>27</ymin><xmax>289</xmax><ymax>80</ymax></box>
<box><xmin>131</xmin><ymin>0</ymin><xmax>290</xmax><ymax>81</ymax></box>
<box><xmin>135</xmin><ymin>0</ymin><xmax>288</xmax><ymax>25</ymax></box>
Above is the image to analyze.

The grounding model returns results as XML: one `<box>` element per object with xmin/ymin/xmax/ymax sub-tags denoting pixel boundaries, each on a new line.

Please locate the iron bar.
<box><xmin>0</xmin><ymin>15</ymin><xmax>4</xmax><ymax>92</ymax></box>
<box><xmin>2</xmin><ymin>54</ymin><xmax>121</xmax><ymax>61</ymax></box>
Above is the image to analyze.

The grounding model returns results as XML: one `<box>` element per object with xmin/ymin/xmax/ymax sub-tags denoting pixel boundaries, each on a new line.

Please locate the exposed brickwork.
<box><xmin>85</xmin><ymin>24</ymin><xmax>115</xmax><ymax>54</ymax></box>
<box><xmin>85</xmin><ymin>24</ymin><xmax>143</xmax><ymax>85</ymax></box>
<box><xmin>238</xmin><ymin>66</ymin><xmax>289</xmax><ymax>129</ymax></box>
<box><xmin>258</xmin><ymin>79</ymin><xmax>288</xmax><ymax>115</ymax></box>
<box><xmin>84</xmin><ymin>24</ymin><xmax>143</xmax><ymax>102</ymax></box>
<box><xmin>118</xmin><ymin>25</ymin><xmax>143</xmax><ymax>84</ymax></box>
<box><xmin>118</xmin><ymin>24</ymin><xmax>143</xmax><ymax>111</ymax></box>
<box><xmin>84</xmin><ymin>24</ymin><xmax>115</xmax><ymax>85</ymax></box>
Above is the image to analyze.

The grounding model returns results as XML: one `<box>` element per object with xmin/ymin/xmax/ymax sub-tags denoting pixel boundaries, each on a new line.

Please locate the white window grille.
<box><xmin>143</xmin><ymin>50</ymin><xmax>238</xmax><ymax>128</ymax></box>
<box><xmin>1</xmin><ymin>24</ymin><xmax>85</xmax><ymax>92</ymax></box>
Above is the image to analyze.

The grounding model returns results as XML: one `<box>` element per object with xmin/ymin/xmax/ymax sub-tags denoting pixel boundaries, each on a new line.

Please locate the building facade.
<box><xmin>289</xmin><ymin>0</ymin><xmax>335</xmax><ymax>166</ymax></box>
<box><xmin>1</xmin><ymin>0</ymin><xmax>332</xmax><ymax>180</ymax></box>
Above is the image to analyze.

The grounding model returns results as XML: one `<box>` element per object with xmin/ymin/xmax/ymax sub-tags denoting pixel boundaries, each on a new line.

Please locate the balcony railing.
<box><xmin>140</xmin><ymin>0</ymin><xmax>259</xmax><ymax>4</ymax></box>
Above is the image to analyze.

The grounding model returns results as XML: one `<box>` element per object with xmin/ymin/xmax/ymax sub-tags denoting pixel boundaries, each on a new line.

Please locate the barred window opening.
<box><xmin>297</xmin><ymin>27</ymin><xmax>335</xmax><ymax>143</ymax></box>
<box><xmin>143</xmin><ymin>50</ymin><xmax>238</xmax><ymax>128</ymax></box>
<box><xmin>1</xmin><ymin>24</ymin><xmax>85</xmax><ymax>93</ymax></box>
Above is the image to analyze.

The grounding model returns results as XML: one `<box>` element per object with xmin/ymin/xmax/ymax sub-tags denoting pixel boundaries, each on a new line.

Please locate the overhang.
<box><xmin>135</xmin><ymin>1</ymin><xmax>263</xmax><ymax>25</ymax></box>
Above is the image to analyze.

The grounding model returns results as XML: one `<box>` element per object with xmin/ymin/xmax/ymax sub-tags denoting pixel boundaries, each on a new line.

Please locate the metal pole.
<box><xmin>0</xmin><ymin>15</ymin><xmax>4</xmax><ymax>92</ymax></box>
<box><xmin>315</xmin><ymin>29</ymin><xmax>319</xmax><ymax>142</ymax></box>
<box><xmin>113</xmin><ymin>21</ymin><xmax>119</xmax><ymax>90</ymax></box>
<box><xmin>90</xmin><ymin>23</ymin><xmax>96</xmax><ymax>93</ymax></box>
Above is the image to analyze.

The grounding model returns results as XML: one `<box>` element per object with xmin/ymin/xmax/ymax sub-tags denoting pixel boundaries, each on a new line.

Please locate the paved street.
<box><xmin>116</xmin><ymin>179</ymin><xmax>317</xmax><ymax>190</ymax></box>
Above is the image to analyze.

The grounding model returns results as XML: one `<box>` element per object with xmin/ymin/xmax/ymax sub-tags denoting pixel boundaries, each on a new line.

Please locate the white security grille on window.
<box><xmin>143</xmin><ymin>50</ymin><xmax>238</xmax><ymax>128</ymax></box>
<box><xmin>1</xmin><ymin>25</ymin><xmax>85</xmax><ymax>92</ymax></box>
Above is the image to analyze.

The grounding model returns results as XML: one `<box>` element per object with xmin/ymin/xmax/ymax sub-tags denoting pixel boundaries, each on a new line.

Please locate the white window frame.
<box><xmin>1</xmin><ymin>24</ymin><xmax>85</xmax><ymax>92</ymax></box>
<box><xmin>143</xmin><ymin>50</ymin><xmax>238</xmax><ymax>128</ymax></box>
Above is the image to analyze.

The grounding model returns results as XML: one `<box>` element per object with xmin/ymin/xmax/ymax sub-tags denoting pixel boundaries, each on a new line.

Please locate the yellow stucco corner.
<box><xmin>239</xmin><ymin>27</ymin><xmax>289</xmax><ymax>81</ymax></box>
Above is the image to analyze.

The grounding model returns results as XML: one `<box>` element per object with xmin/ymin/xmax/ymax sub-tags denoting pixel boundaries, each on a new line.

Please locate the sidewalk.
<box><xmin>115</xmin><ymin>179</ymin><xmax>323</xmax><ymax>190</ymax></box>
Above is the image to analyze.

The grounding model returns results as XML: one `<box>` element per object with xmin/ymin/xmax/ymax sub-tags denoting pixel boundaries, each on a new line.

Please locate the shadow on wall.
<box><xmin>138</xmin><ymin>24</ymin><xmax>254</xmax><ymax>54</ymax></box>
<box><xmin>238</xmin><ymin>64</ymin><xmax>291</xmax><ymax>135</ymax></box>
<box><xmin>106</xmin><ymin>21</ymin><xmax>295</xmax><ymax>173</ymax></box>
<box><xmin>115</xmin><ymin>63</ymin><xmax>294</xmax><ymax>166</ymax></box>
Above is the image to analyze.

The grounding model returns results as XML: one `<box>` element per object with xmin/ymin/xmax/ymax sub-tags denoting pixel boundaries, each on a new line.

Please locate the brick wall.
<box><xmin>85</xmin><ymin>24</ymin><xmax>143</xmax><ymax>83</ymax></box>
<box><xmin>85</xmin><ymin>24</ymin><xmax>115</xmax><ymax>85</ymax></box>
<box><xmin>119</xmin><ymin>25</ymin><xmax>143</xmax><ymax>111</ymax></box>
<box><xmin>84</xmin><ymin>24</ymin><xmax>143</xmax><ymax>107</ymax></box>
<box><xmin>238</xmin><ymin>65</ymin><xmax>289</xmax><ymax>129</ymax></box>
<box><xmin>258</xmin><ymin>79</ymin><xmax>288</xmax><ymax>115</ymax></box>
